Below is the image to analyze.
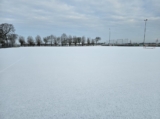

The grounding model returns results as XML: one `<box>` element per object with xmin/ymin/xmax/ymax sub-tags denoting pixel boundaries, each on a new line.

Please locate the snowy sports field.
<box><xmin>0</xmin><ymin>47</ymin><xmax>160</xmax><ymax>119</ymax></box>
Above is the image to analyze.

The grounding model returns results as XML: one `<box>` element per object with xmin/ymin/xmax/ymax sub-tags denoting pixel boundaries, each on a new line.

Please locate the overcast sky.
<box><xmin>0</xmin><ymin>0</ymin><xmax>160</xmax><ymax>43</ymax></box>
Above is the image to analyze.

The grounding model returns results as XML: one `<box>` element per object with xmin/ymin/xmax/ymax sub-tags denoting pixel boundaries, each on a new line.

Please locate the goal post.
<box><xmin>116</xmin><ymin>39</ymin><xmax>123</xmax><ymax>46</ymax></box>
<box><xmin>143</xmin><ymin>39</ymin><xmax>158</xmax><ymax>49</ymax></box>
<box><xmin>109</xmin><ymin>40</ymin><xmax>115</xmax><ymax>46</ymax></box>
<box><xmin>123</xmin><ymin>39</ymin><xmax>129</xmax><ymax>45</ymax></box>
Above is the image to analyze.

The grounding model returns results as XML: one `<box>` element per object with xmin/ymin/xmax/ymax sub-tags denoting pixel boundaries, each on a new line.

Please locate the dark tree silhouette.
<box><xmin>49</xmin><ymin>35</ymin><xmax>55</xmax><ymax>46</ymax></box>
<box><xmin>43</xmin><ymin>37</ymin><xmax>48</xmax><ymax>46</ymax></box>
<box><xmin>0</xmin><ymin>39</ymin><xmax>5</xmax><ymax>46</ymax></box>
<box><xmin>87</xmin><ymin>38</ymin><xmax>90</xmax><ymax>46</ymax></box>
<box><xmin>8</xmin><ymin>34</ymin><xmax>18</xmax><ymax>46</ymax></box>
<box><xmin>73</xmin><ymin>36</ymin><xmax>77</xmax><ymax>46</ymax></box>
<box><xmin>56</xmin><ymin>37</ymin><xmax>61</xmax><ymax>46</ymax></box>
<box><xmin>61</xmin><ymin>33</ymin><xmax>67</xmax><ymax>46</ymax></box>
<box><xmin>77</xmin><ymin>37</ymin><xmax>81</xmax><ymax>45</ymax></box>
<box><xmin>95</xmin><ymin>37</ymin><xmax>101</xmax><ymax>45</ymax></box>
<box><xmin>53</xmin><ymin>36</ymin><xmax>57</xmax><ymax>46</ymax></box>
<box><xmin>82</xmin><ymin>36</ymin><xmax>85</xmax><ymax>46</ymax></box>
<box><xmin>45</xmin><ymin>36</ymin><xmax>50</xmax><ymax>45</ymax></box>
<box><xmin>68</xmin><ymin>35</ymin><xmax>72</xmax><ymax>46</ymax></box>
<box><xmin>92</xmin><ymin>39</ymin><xmax>95</xmax><ymax>46</ymax></box>
<box><xmin>0</xmin><ymin>23</ymin><xmax>15</xmax><ymax>46</ymax></box>
<box><xmin>27</xmin><ymin>36</ymin><xmax>34</xmax><ymax>46</ymax></box>
<box><xmin>35</xmin><ymin>35</ymin><xmax>42</xmax><ymax>46</ymax></box>
<box><xmin>19</xmin><ymin>36</ymin><xmax>25</xmax><ymax>46</ymax></box>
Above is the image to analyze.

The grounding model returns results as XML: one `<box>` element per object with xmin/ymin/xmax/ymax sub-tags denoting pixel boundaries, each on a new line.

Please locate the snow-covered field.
<box><xmin>0</xmin><ymin>47</ymin><xmax>160</xmax><ymax>119</ymax></box>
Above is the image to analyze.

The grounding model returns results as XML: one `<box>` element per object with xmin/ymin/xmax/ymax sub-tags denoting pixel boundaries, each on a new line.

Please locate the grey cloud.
<box><xmin>0</xmin><ymin>0</ymin><xmax>160</xmax><ymax>42</ymax></box>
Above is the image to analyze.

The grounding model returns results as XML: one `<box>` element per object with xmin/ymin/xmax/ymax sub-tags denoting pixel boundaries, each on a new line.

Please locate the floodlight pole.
<box><xmin>143</xmin><ymin>19</ymin><xmax>148</xmax><ymax>46</ymax></box>
<box><xmin>109</xmin><ymin>28</ymin><xmax>111</xmax><ymax>45</ymax></box>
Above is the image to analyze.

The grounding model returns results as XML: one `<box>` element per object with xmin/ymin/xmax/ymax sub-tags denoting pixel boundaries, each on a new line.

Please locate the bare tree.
<box><xmin>95</xmin><ymin>37</ymin><xmax>101</xmax><ymax>45</ymax></box>
<box><xmin>43</xmin><ymin>37</ymin><xmax>48</xmax><ymax>46</ymax></box>
<box><xmin>27</xmin><ymin>36</ymin><xmax>34</xmax><ymax>46</ymax></box>
<box><xmin>68</xmin><ymin>35</ymin><xmax>72</xmax><ymax>46</ymax></box>
<box><xmin>0</xmin><ymin>38</ymin><xmax>5</xmax><ymax>46</ymax></box>
<box><xmin>53</xmin><ymin>36</ymin><xmax>57</xmax><ymax>46</ymax></box>
<box><xmin>0</xmin><ymin>23</ymin><xmax>15</xmax><ymax>46</ymax></box>
<box><xmin>87</xmin><ymin>38</ymin><xmax>90</xmax><ymax>46</ymax></box>
<box><xmin>49</xmin><ymin>35</ymin><xmax>55</xmax><ymax>46</ymax></box>
<box><xmin>64</xmin><ymin>38</ymin><xmax>68</xmax><ymax>45</ymax></box>
<box><xmin>8</xmin><ymin>34</ymin><xmax>18</xmax><ymax>47</ymax></box>
<box><xmin>19</xmin><ymin>36</ymin><xmax>25</xmax><ymax>46</ymax></box>
<box><xmin>35</xmin><ymin>35</ymin><xmax>42</xmax><ymax>46</ymax></box>
<box><xmin>82</xmin><ymin>36</ymin><xmax>85</xmax><ymax>46</ymax></box>
<box><xmin>61</xmin><ymin>33</ymin><xmax>67</xmax><ymax>46</ymax></box>
<box><xmin>0</xmin><ymin>23</ymin><xmax>15</xmax><ymax>38</ymax></box>
<box><xmin>77</xmin><ymin>37</ymin><xmax>81</xmax><ymax>45</ymax></box>
<box><xmin>73</xmin><ymin>36</ymin><xmax>78</xmax><ymax>46</ymax></box>
<box><xmin>0</xmin><ymin>26</ymin><xmax>3</xmax><ymax>38</ymax></box>
<box><xmin>56</xmin><ymin>37</ymin><xmax>61</xmax><ymax>46</ymax></box>
<box><xmin>91</xmin><ymin>39</ymin><xmax>95</xmax><ymax>46</ymax></box>
<box><xmin>0</xmin><ymin>26</ymin><xmax>3</xmax><ymax>44</ymax></box>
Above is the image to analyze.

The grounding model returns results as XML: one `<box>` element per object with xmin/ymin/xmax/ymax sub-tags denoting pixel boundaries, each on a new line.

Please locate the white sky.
<box><xmin>0</xmin><ymin>0</ymin><xmax>160</xmax><ymax>43</ymax></box>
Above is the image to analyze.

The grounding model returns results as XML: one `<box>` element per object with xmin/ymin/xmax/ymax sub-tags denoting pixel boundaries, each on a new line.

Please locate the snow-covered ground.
<box><xmin>0</xmin><ymin>47</ymin><xmax>160</xmax><ymax>119</ymax></box>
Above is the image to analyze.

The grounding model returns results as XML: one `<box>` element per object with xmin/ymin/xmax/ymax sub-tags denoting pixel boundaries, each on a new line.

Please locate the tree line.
<box><xmin>0</xmin><ymin>23</ymin><xmax>101</xmax><ymax>47</ymax></box>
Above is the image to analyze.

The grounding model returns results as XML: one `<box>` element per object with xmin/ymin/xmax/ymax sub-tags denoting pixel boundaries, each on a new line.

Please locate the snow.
<box><xmin>0</xmin><ymin>47</ymin><xmax>160</xmax><ymax>119</ymax></box>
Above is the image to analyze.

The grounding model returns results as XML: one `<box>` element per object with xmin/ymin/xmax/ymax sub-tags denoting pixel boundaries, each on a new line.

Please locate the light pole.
<box><xmin>109</xmin><ymin>28</ymin><xmax>111</xmax><ymax>45</ymax></box>
<box><xmin>143</xmin><ymin>19</ymin><xmax>148</xmax><ymax>46</ymax></box>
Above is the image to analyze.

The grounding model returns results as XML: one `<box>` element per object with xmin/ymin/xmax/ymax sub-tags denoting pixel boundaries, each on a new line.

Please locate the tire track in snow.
<box><xmin>0</xmin><ymin>56</ymin><xmax>25</xmax><ymax>73</ymax></box>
